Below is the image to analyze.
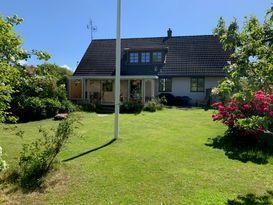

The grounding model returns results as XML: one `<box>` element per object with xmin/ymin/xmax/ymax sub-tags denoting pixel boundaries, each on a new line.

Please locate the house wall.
<box><xmin>158</xmin><ymin>77</ymin><xmax>223</xmax><ymax>105</ymax></box>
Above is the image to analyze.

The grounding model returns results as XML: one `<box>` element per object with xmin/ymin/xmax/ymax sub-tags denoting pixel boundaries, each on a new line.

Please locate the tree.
<box><xmin>212</xmin><ymin>7</ymin><xmax>273</xmax><ymax>133</ymax></box>
<box><xmin>0</xmin><ymin>15</ymin><xmax>51</xmax><ymax>122</ymax></box>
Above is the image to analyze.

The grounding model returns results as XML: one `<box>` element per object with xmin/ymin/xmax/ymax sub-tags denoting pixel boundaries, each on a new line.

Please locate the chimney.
<box><xmin>167</xmin><ymin>28</ymin><xmax>172</xmax><ymax>38</ymax></box>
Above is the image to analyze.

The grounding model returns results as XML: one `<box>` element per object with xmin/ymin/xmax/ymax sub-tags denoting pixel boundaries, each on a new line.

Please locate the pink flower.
<box><xmin>211</xmin><ymin>102</ymin><xmax>222</xmax><ymax>108</ymax></box>
<box><xmin>242</xmin><ymin>104</ymin><xmax>251</xmax><ymax>110</ymax></box>
<box><xmin>218</xmin><ymin>105</ymin><xmax>225</xmax><ymax>111</ymax></box>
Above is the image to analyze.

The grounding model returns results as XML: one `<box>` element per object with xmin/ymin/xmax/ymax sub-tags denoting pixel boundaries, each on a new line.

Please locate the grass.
<box><xmin>1</xmin><ymin>108</ymin><xmax>273</xmax><ymax>204</ymax></box>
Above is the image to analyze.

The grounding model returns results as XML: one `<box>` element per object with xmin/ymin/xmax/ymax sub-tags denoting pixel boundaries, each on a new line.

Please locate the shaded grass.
<box><xmin>206</xmin><ymin>131</ymin><xmax>273</xmax><ymax>164</ymax></box>
<box><xmin>1</xmin><ymin>108</ymin><xmax>273</xmax><ymax>204</ymax></box>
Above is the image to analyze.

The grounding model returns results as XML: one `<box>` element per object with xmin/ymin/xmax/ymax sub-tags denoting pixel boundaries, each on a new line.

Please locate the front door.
<box><xmin>130</xmin><ymin>80</ymin><xmax>142</xmax><ymax>102</ymax></box>
<box><xmin>101</xmin><ymin>80</ymin><xmax>114</xmax><ymax>104</ymax></box>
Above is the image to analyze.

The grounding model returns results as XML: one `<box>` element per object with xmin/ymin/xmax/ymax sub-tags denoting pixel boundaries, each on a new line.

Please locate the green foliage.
<box><xmin>17</xmin><ymin>116</ymin><xmax>76</xmax><ymax>189</ymax></box>
<box><xmin>144</xmin><ymin>98</ymin><xmax>164</xmax><ymax>112</ymax></box>
<box><xmin>120</xmin><ymin>101</ymin><xmax>144</xmax><ymax>114</ymax></box>
<box><xmin>8</xmin><ymin>63</ymin><xmax>75</xmax><ymax>121</ymax></box>
<box><xmin>12</xmin><ymin>97</ymin><xmax>75</xmax><ymax>122</ymax></box>
<box><xmin>0</xmin><ymin>15</ymin><xmax>51</xmax><ymax>122</ymax></box>
<box><xmin>213</xmin><ymin>6</ymin><xmax>273</xmax><ymax>132</ymax></box>
<box><xmin>59</xmin><ymin>100</ymin><xmax>77</xmax><ymax>113</ymax></box>
<box><xmin>0</xmin><ymin>146</ymin><xmax>8</xmax><ymax>172</ymax></box>
<box><xmin>213</xmin><ymin>8</ymin><xmax>273</xmax><ymax>99</ymax></box>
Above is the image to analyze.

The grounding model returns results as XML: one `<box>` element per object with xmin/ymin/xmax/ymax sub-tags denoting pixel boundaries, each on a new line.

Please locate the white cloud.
<box><xmin>61</xmin><ymin>64</ymin><xmax>72</xmax><ymax>71</ymax></box>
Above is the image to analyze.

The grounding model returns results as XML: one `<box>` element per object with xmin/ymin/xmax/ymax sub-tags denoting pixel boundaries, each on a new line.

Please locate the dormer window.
<box><xmin>129</xmin><ymin>52</ymin><xmax>139</xmax><ymax>63</ymax></box>
<box><xmin>128</xmin><ymin>51</ymin><xmax>164</xmax><ymax>64</ymax></box>
<box><xmin>141</xmin><ymin>52</ymin><xmax>150</xmax><ymax>63</ymax></box>
<box><xmin>153</xmin><ymin>52</ymin><xmax>162</xmax><ymax>63</ymax></box>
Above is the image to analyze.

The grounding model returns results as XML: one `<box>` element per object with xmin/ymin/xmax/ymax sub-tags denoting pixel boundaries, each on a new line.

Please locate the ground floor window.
<box><xmin>191</xmin><ymin>77</ymin><xmax>205</xmax><ymax>92</ymax></box>
<box><xmin>159</xmin><ymin>78</ymin><xmax>172</xmax><ymax>92</ymax></box>
<box><xmin>102</xmin><ymin>80</ymin><xmax>113</xmax><ymax>92</ymax></box>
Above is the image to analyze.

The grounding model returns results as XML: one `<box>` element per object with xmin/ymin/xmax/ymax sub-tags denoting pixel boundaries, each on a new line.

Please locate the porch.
<box><xmin>69</xmin><ymin>76</ymin><xmax>158</xmax><ymax>105</ymax></box>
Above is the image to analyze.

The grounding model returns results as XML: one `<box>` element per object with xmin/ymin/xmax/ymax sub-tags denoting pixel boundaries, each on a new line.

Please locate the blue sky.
<box><xmin>1</xmin><ymin>0</ymin><xmax>272</xmax><ymax>71</ymax></box>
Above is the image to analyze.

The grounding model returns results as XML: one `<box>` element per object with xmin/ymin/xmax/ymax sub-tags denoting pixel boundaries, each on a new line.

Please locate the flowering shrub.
<box><xmin>212</xmin><ymin>91</ymin><xmax>273</xmax><ymax>133</ymax></box>
<box><xmin>0</xmin><ymin>146</ymin><xmax>8</xmax><ymax>172</ymax></box>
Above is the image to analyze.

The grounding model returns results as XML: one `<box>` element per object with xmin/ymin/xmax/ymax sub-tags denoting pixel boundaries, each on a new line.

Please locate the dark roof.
<box><xmin>74</xmin><ymin>35</ymin><xmax>231</xmax><ymax>77</ymax></box>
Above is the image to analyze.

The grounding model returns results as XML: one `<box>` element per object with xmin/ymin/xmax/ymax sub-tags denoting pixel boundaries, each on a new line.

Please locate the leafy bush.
<box><xmin>78</xmin><ymin>103</ymin><xmax>96</xmax><ymax>112</ymax></box>
<box><xmin>175</xmin><ymin>96</ymin><xmax>192</xmax><ymax>107</ymax></box>
<box><xmin>0</xmin><ymin>146</ymin><xmax>8</xmax><ymax>172</ymax></box>
<box><xmin>22</xmin><ymin>97</ymin><xmax>47</xmax><ymax>120</ymax></box>
<box><xmin>17</xmin><ymin>116</ymin><xmax>76</xmax><ymax>189</ymax></box>
<box><xmin>211</xmin><ymin>7</ymin><xmax>273</xmax><ymax>139</ymax></box>
<box><xmin>120</xmin><ymin>101</ymin><xmax>143</xmax><ymax>114</ymax></box>
<box><xmin>212</xmin><ymin>91</ymin><xmax>273</xmax><ymax>133</ymax></box>
<box><xmin>59</xmin><ymin>100</ymin><xmax>77</xmax><ymax>113</ymax></box>
<box><xmin>12</xmin><ymin>97</ymin><xmax>76</xmax><ymax>121</ymax></box>
<box><xmin>43</xmin><ymin>98</ymin><xmax>62</xmax><ymax>116</ymax></box>
<box><xmin>158</xmin><ymin>93</ymin><xmax>175</xmax><ymax>106</ymax></box>
<box><xmin>144</xmin><ymin>98</ymin><xmax>164</xmax><ymax>112</ymax></box>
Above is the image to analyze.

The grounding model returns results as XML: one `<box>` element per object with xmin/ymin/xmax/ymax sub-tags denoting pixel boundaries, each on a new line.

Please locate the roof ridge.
<box><xmin>92</xmin><ymin>34</ymin><xmax>215</xmax><ymax>41</ymax></box>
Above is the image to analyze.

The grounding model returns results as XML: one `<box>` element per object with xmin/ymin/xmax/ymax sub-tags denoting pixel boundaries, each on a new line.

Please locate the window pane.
<box><xmin>197</xmin><ymin>78</ymin><xmax>204</xmax><ymax>92</ymax></box>
<box><xmin>159</xmin><ymin>78</ymin><xmax>172</xmax><ymax>92</ymax></box>
<box><xmin>153</xmin><ymin>52</ymin><xmax>162</xmax><ymax>62</ymax></box>
<box><xmin>141</xmin><ymin>52</ymin><xmax>150</xmax><ymax>63</ymax></box>
<box><xmin>130</xmin><ymin>52</ymin><xmax>139</xmax><ymax>63</ymax></box>
<box><xmin>191</xmin><ymin>77</ymin><xmax>204</xmax><ymax>92</ymax></box>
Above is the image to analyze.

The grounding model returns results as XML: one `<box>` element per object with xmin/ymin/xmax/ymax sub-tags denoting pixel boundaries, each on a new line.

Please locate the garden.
<box><xmin>1</xmin><ymin>4</ymin><xmax>273</xmax><ymax>205</ymax></box>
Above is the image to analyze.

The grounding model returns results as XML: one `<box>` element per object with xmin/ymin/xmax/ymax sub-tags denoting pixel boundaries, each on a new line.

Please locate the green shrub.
<box><xmin>120</xmin><ymin>101</ymin><xmax>143</xmax><ymax>114</ymax></box>
<box><xmin>23</xmin><ymin>97</ymin><xmax>47</xmax><ymax>120</ymax></box>
<box><xmin>77</xmin><ymin>103</ymin><xmax>96</xmax><ymax>112</ymax></box>
<box><xmin>17</xmin><ymin>116</ymin><xmax>76</xmax><ymax>190</ymax></box>
<box><xmin>11</xmin><ymin>96</ymin><xmax>76</xmax><ymax>121</ymax></box>
<box><xmin>43</xmin><ymin>98</ymin><xmax>62</xmax><ymax>116</ymax></box>
<box><xmin>59</xmin><ymin>100</ymin><xmax>77</xmax><ymax>113</ymax></box>
<box><xmin>144</xmin><ymin>98</ymin><xmax>164</xmax><ymax>112</ymax></box>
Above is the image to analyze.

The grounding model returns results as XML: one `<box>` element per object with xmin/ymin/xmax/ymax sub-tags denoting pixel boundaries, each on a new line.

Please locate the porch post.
<box><xmin>142</xmin><ymin>80</ymin><xmax>145</xmax><ymax>103</ymax></box>
<box><xmin>81</xmin><ymin>78</ymin><xmax>84</xmax><ymax>100</ymax></box>
<box><xmin>87</xmin><ymin>79</ymin><xmax>90</xmax><ymax>102</ymax></box>
<box><xmin>151</xmin><ymin>79</ymin><xmax>155</xmax><ymax>98</ymax></box>
<box><xmin>128</xmin><ymin>80</ymin><xmax>130</xmax><ymax>101</ymax></box>
<box><xmin>143</xmin><ymin>80</ymin><xmax>146</xmax><ymax>103</ymax></box>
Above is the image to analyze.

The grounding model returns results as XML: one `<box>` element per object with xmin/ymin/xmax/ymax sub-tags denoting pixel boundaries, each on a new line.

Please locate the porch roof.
<box><xmin>70</xmin><ymin>75</ymin><xmax>158</xmax><ymax>80</ymax></box>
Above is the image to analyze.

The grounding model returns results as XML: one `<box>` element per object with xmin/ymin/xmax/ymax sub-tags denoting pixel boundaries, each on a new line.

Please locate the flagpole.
<box><xmin>114</xmin><ymin>0</ymin><xmax>121</xmax><ymax>139</ymax></box>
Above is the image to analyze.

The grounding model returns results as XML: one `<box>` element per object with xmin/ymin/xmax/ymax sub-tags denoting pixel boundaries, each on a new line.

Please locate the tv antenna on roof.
<box><xmin>87</xmin><ymin>19</ymin><xmax>97</xmax><ymax>41</ymax></box>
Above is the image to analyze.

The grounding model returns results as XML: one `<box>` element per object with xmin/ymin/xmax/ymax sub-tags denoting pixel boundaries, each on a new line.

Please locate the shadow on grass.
<box><xmin>206</xmin><ymin>131</ymin><xmax>273</xmax><ymax>164</ymax></box>
<box><xmin>62</xmin><ymin>138</ymin><xmax>117</xmax><ymax>162</ymax></box>
<box><xmin>227</xmin><ymin>191</ymin><xmax>273</xmax><ymax>205</ymax></box>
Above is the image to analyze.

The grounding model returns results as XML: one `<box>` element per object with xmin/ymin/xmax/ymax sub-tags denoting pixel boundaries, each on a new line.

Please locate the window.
<box><xmin>129</xmin><ymin>52</ymin><xmax>139</xmax><ymax>63</ymax></box>
<box><xmin>102</xmin><ymin>80</ymin><xmax>113</xmax><ymax>92</ymax></box>
<box><xmin>153</xmin><ymin>52</ymin><xmax>162</xmax><ymax>63</ymax></box>
<box><xmin>159</xmin><ymin>78</ymin><xmax>172</xmax><ymax>92</ymax></box>
<box><xmin>141</xmin><ymin>52</ymin><xmax>150</xmax><ymax>63</ymax></box>
<box><xmin>191</xmin><ymin>77</ymin><xmax>205</xmax><ymax>92</ymax></box>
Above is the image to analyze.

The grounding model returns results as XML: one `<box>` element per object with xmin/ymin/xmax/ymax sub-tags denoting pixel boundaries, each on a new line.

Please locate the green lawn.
<box><xmin>1</xmin><ymin>108</ymin><xmax>273</xmax><ymax>204</ymax></box>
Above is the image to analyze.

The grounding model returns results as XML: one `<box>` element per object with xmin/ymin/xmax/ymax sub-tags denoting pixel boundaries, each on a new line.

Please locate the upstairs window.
<box><xmin>159</xmin><ymin>78</ymin><xmax>172</xmax><ymax>92</ymax></box>
<box><xmin>153</xmin><ymin>52</ymin><xmax>162</xmax><ymax>63</ymax></box>
<box><xmin>129</xmin><ymin>52</ymin><xmax>139</xmax><ymax>63</ymax></box>
<box><xmin>141</xmin><ymin>52</ymin><xmax>150</xmax><ymax>63</ymax></box>
<box><xmin>191</xmin><ymin>77</ymin><xmax>205</xmax><ymax>92</ymax></box>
